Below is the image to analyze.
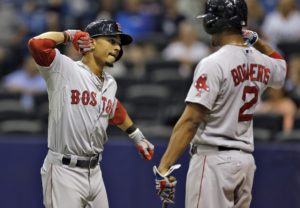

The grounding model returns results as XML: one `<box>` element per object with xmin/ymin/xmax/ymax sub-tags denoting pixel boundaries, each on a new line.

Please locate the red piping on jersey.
<box><xmin>28</xmin><ymin>38</ymin><xmax>56</xmax><ymax>67</ymax></box>
<box><xmin>196</xmin><ymin>155</ymin><xmax>207</xmax><ymax>208</ymax></box>
<box><xmin>109</xmin><ymin>99</ymin><xmax>127</xmax><ymax>125</ymax></box>
<box><xmin>269</xmin><ymin>51</ymin><xmax>288</xmax><ymax>78</ymax></box>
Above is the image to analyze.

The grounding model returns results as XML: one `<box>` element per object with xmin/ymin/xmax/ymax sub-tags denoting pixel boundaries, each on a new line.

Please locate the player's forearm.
<box><xmin>253</xmin><ymin>39</ymin><xmax>276</xmax><ymax>56</ymax></box>
<box><xmin>34</xmin><ymin>32</ymin><xmax>65</xmax><ymax>45</ymax></box>
<box><xmin>158</xmin><ymin>118</ymin><xmax>198</xmax><ymax>174</ymax></box>
<box><xmin>117</xmin><ymin>113</ymin><xmax>134</xmax><ymax>132</ymax></box>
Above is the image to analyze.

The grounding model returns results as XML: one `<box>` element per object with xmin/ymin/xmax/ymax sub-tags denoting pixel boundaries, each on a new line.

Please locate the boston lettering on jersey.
<box><xmin>71</xmin><ymin>90</ymin><xmax>113</xmax><ymax>114</ymax></box>
<box><xmin>231</xmin><ymin>63</ymin><xmax>270</xmax><ymax>86</ymax></box>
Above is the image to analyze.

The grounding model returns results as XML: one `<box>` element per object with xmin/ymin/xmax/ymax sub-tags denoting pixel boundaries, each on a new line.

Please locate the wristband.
<box><xmin>126</xmin><ymin>125</ymin><xmax>137</xmax><ymax>134</ymax></box>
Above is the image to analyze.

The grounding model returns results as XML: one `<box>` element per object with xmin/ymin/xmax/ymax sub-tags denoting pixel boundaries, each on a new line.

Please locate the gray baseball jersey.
<box><xmin>38</xmin><ymin>49</ymin><xmax>117</xmax><ymax>157</ymax></box>
<box><xmin>185</xmin><ymin>45</ymin><xmax>286</xmax><ymax>208</ymax></box>
<box><xmin>186</xmin><ymin>45</ymin><xmax>286</xmax><ymax>152</ymax></box>
<box><xmin>38</xmin><ymin>49</ymin><xmax>117</xmax><ymax>208</ymax></box>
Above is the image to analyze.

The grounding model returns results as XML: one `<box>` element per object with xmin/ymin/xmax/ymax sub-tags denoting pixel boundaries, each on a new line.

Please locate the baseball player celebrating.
<box><xmin>153</xmin><ymin>0</ymin><xmax>287</xmax><ymax>207</ymax></box>
<box><xmin>28</xmin><ymin>19</ymin><xmax>154</xmax><ymax>208</ymax></box>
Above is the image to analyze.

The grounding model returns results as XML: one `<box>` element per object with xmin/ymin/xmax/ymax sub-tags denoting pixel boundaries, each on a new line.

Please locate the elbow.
<box><xmin>27</xmin><ymin>38</ymin><xmax>56</xmax><ymax>66</ymax></box>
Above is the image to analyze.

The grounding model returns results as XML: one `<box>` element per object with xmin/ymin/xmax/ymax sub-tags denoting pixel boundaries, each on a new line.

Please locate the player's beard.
<box><xmin>105</xmin><ymin>62</ymin><xmax>114</xmax><ymax>67</ymax></box>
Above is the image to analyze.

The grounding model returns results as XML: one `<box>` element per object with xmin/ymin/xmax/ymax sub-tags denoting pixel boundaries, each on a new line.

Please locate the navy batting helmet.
<box><xmin>197</xmin><ymin>0</ymin><xmax>247</xmax><ymax>35</ymax></box>
<box><xmin>85</xmin><ymin>19</ymin><xmax>133</xmax><ymax>61</ymax></box>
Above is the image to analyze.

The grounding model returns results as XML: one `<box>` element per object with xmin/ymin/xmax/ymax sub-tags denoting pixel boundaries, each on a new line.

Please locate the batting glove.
<box><xmin>242</xmin><ymin>30</ymin><xmax>259</xmax><ymax>46</ymax></box>
<box><xmin>153</xmin><ymin>164</ymin><xmax>181</xmax><ymax>204</ymax></box>
<box><xmin>63</xmin><ymin>30</ymin><xmax>93</xmax><ymax>53</ymax></box>
<box><xmin>128</xmin><ymin>128</ymin><xmax>154</xmax><ymax>160</ymax></box>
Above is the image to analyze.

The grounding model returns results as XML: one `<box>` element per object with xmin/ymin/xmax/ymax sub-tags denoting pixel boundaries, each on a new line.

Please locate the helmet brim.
<box><xmin>120</xmin><ymin>33</ymin><xmax>133</xmax><ymax>45</ymax></box>
<box><xmin>90</xmin><ymin>33</ymin><xmax>133</xmax><ymax>45</ymax></box>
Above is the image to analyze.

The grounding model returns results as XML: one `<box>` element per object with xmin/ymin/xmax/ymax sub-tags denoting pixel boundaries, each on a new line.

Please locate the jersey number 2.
<box><xmin>238</xmin><ymin>86</ymin><xmax>258</xmax><ymax>122</ymax></box>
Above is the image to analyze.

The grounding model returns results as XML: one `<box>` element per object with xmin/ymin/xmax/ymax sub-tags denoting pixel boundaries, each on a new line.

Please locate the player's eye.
<box><xmin>108</xmin><ymin>38</ymin><xmax>121</xmax><ymax>46</ymax></box>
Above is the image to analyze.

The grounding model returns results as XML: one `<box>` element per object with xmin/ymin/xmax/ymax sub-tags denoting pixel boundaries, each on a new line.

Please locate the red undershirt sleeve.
<box><xmin>269</xmin><ymin>51</ymin><xmax>284</xmax><ymax>60</ymax></box>
<box><xmin>27</xmin><ymin>38</ymin><xmax>56</xmax><ymax>67</ymax></box>
<box><xmin>269</xmin><ymin>51</ymin><xmax>288</xmax><ymax>77</ymax></box>
<box><xmin>109</xmin><ymin>99</ymin><xmax>127</xmax><ymax>126</ymax></box>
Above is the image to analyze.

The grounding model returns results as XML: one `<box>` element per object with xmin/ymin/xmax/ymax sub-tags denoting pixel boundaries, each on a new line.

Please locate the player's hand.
<box><xmin>63</xmin><ymin>30</ymin><xmax>93</xmax><ymax>53</ymax></box>
<box><xmin>153</xmin><ymin>164</ymin><xmax>181</xmax><ymax>204</ymax></box>
<box><xmin>128</xmin><ymin>128</ymin><xmax>154</xmax><ymax>160</ymax></box>
<box><xmin>242</xmin><ymin>29</ymin><xmax>259</xmax><ymax>46</ymax></box>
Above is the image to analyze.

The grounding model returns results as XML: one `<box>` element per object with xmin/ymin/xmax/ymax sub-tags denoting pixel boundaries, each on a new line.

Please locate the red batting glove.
<box><xmin>242</xmin><ymin>29</ymin><xmax>259</xmax><ymax>46</ymax></box>
<box><xmin>64</xmin><ymin>30</ymin><xmax>93</xmax><ymax>54</ymax></box>
<box><xmin>153</xmin><ymin>164</ymin><xmax>181</xmax><ymax>204</ymax></box>
<box><xmin>128</xmin><ymin>128</ymin><xmax>154</xmax><ymax>160</ymax></box>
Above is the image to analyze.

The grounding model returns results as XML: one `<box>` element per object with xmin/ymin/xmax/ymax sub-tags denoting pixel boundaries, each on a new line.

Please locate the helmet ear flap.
<box><xmin>203</xmin><ymin>13</ymin><xmax>228</xmax><ymax>34</ymax></box>
<box><xmin>202</xmin><ymin>13</ymin><xmax>218</xmax><ymax>34</ymax></box>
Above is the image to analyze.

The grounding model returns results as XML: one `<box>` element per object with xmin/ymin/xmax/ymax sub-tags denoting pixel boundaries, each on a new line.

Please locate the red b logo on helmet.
<box><xmin>195</xmin><ymin>74</ymin><xmax>209</xmax><ymax>96</ymax></box>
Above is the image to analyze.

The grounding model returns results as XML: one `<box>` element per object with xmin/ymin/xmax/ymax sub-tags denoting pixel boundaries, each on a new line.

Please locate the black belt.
<box><xmin>191</xmin><ymin>145</ymin><xmax>243</xmax><ymax>155</ymax></box>
<box><xmin>62</xmin><ymin>155</ymin><xmax>99</xmax><ymax>169</ymax></box>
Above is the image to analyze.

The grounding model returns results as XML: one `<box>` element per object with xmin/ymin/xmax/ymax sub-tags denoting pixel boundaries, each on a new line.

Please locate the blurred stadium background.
<box><xmin>0</xmin><ymin>0</ymin><xmax>300</xmax><ymax>207</ymax></box>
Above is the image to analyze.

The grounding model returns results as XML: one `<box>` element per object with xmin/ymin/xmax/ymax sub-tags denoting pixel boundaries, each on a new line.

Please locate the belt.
<box><xmin>62</xmin><ymin>155</ymin><xmax>99</xmax><ymax>169</ymax></box>
<box><xmin>190</xmin><ymin>144</ymin><xmax>243</xmax><ymax>155</ymax></box>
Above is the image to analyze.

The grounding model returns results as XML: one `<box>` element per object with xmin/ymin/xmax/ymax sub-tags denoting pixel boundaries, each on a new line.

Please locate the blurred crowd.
<box><xmin>0</xmin><ymin>0</ymin><xmax>300</xmax><ymax>138</ymax></box>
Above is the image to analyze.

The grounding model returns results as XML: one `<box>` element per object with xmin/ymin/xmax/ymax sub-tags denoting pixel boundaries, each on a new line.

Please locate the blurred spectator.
<box><xmin>177</xmin><ymin>0</ymin><xmax>202</xmax><ymax>20</ymax></box>
<box><xmin>64</xmin><ymin>0</ymin><xmax>92</xmax><ymax>28</ymax></box>
<box><xmin>20</xmin><ymin>0</ymin><xmax>47</xmax><ymax>39</ymax></box>
<box><xmin>245</xmin><ymin>0</ymin><xmax>265</xmax><ymax>32</ymax></box>
<box><xmin>2</xmin><ymin>56</ymin><xmax>47</xmax><ymax>110</ymax></box>
<box><xmin>0</xmin><ymin>1</ymin><xmax>27</xmax><ymax>76</ymax></box>
<box><xmin>122</xmin><ymin>42</ymin><xmax>158</xmax><ymax>78</ymax></box>
<box><xmin>115</xmin><ymin>0</ymin><xmax>159</xmax><ymax>41</ymax></box>
<box><xmin>256</xmin><ymin>88</ymin><xmax>297</xmax><ymax>134</ymax></box>
<box><xmin>285</xmin><ymin>54</ymin><xmax>300</xmax><ymax>106</ymax></box>
<box><xmin>261</xmin><ymin>0</ymin><xmax>300</xmax><ymax>45</ymax></box>
<box><xmin>95</xmin><ymin>0</ymin><xmax>119</xmax><ymax>20</ymax></box>
<box><xmin>45</xmin><ymin>7</ymin><xmax>63</xmax><ymax>31</ymax></box>
<box><xmin>161</xmin><ymin>21</ymin><xmax>210</xmax><ymax>78</ymax></box>
<box><xmin>157</xmin><ymin>0</ymin><xmax>187</xmax><ymax>40</ymax></box>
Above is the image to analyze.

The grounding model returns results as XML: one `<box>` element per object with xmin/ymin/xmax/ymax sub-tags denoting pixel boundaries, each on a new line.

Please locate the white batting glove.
<box><xmin>153</xmin><ymin>164</ymin><xmax>181</xmax><ymax>204</ymax></box>
<box><xmin>63</xmin><ymin>30</ymin><xmax>93</xmax><ymax>53</ymax></box>
<box><xmin>128</xmin><ymin>128</ymin><xmax>154</xmax><ymax>160</ymax></box>
<box><xmin>242</xmin><ymin>29</ymin><xmax>259</xmax><ymax>46</ymax></box>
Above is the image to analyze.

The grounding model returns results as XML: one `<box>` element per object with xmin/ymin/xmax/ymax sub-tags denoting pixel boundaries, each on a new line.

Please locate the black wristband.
<box><xmin>126</xmin><ymin>125</ymin><xmax>137</xmax><ymax>134</ymax></box>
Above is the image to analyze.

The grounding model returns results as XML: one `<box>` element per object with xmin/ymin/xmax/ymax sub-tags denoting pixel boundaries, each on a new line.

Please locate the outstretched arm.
<box><xmin>109</xmin><ymin>99</ymin><xmax>154</xmax><ymax>160</ymax></box>
<box><xmin>158</xmin><ymin>102</ymin><xmax>208</xmax><ymax>174</ymax></box>
<box><xmin>153</xmin><ymin>102</ymin><xmax>207</xmax><ymax>204</ymax></box>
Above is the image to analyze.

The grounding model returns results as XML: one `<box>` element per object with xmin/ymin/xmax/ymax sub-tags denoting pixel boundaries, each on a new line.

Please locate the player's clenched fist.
<box><xmin>153</xmin><ymin>164</ymin><xmax>181</xmax><ymax>204</ymax></box>
<box><xmin>63</xmin><ymin>30</ymin><xmax>93</xmax><ymax>53</ymax></box>
<box><xmin>128</xmin><ymin>128</ymin><xmax>154</xmax><ymax>160</ymax></box>
<box><xmin>242</xmin><ymin>29</ymin><xmax>259</xmax><ymax>46</ymax></box>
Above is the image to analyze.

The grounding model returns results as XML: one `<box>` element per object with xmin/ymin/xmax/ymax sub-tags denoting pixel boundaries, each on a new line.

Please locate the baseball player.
<box><xmin>153</xmin><ymin>0</ymin><xmax>287</xmax><ymax>207</ymax></box>
<box><xmin>27</xmin><ymin>19</ymin><xmax>154</xmax><ymax>208</ymax></box>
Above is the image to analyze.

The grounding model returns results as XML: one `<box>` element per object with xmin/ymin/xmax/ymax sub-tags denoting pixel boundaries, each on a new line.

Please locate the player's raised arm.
<box><xmin>243</xmin><ymin>30</ymin><xmax>285</xmax><ymax>59</ymax></box>
<box><xmin>28</xmin><ymin>31</ymin><xmax>92</xmax><ymax>67</ymax></box>
<box><xmin>109</xmin><ymin>99</ymin><xmax>154</xmax><ymax>160</ymax></box>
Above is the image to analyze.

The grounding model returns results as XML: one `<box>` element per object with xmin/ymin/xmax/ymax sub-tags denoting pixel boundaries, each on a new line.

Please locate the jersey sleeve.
<box><xmin>185</xmin><ymin>58</ymin><xmax>222</xmax><ymax>110</ymax></box>
<box><xmin>264</xmin><ymin>53</ymin><xmax>287</xmax><ymax>89</ymax></box>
